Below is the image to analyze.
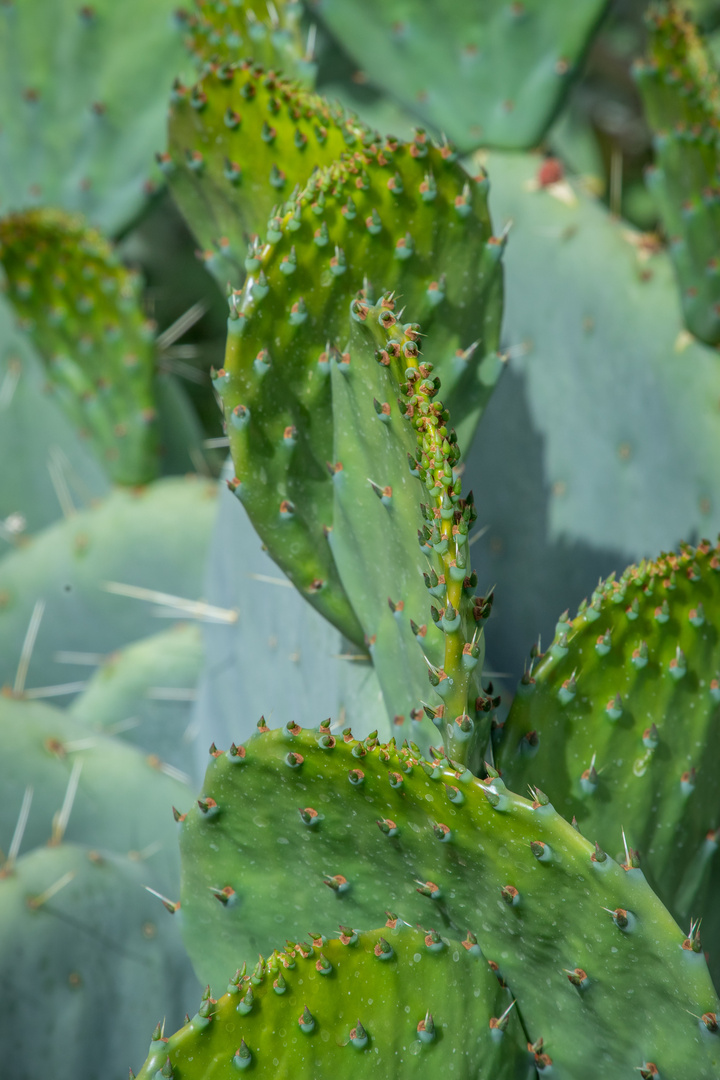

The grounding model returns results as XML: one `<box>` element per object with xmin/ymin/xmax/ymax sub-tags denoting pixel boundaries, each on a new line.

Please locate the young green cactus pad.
<box><xmin>329</xmin><ymin>298</ymin><xmax>492</xmax><ymax>765</ymax></box>
<box><xmin>179</xmin><ymin>726</ymin><xmax>720</xmax><ymax>1078</ymax></box>
<box><xmin>166</xmin><ymin>63</ymin><xmax>354</xmax><ymax>284</ymax></box>
<box><xmin>635</xmin><ymin>3</ymin><xmax>720</xmax><ymax>344</ymax></box>
<box><xmin>0</xmin><ymin>696</ymin><xmax>192</xmax><ymax>894</ymax></box>
<box><xmin>0</xmin><ymin>476</ymin><xmax>218</xmax><ymax>692</ymax></box>
<box><xmin>0</xmin><ymin>843</ymin><xmax>198</xmax><ymax>1080</ymax></box>
<box><xmin>180</xmin><ymin>0</ymin><xmax>313</xmax><ymax>82</ymax></box>
<box><xmin>497</xmin><ymin>541</ymin><xmax>720</xmax><ymax>920</ymax></box>
<box><xmin>69</xmin><ymin>623</ymin><xmax>204</xmax><ymax>776</ymax></box>
<box><xmin>311</xmin><ymin>0</ymin><xmax>608</xmax><ymax>151</ymax></box>
<box><xmin>0</xmin><ymin>0</ymin><xmax>188</xmax><ymax>234</ymax></box>
<box><xmin>216</xmin><ymin>130</ymin><xmax>502</xmax><ymax>644</ymax></box>
<box><xmin>0</xmin><ymin>209</ymin><xmax>159</xmax><ymax>485</ymax></box>
<box><xmin>132</xmin><ymin>923</ymin><xmax>526</xmax><ymax>1080</ymax></box>
<box><xmin>466</xmin><ymin>150</ymin><xmax>720</xmax><ymax>673</ymax></box>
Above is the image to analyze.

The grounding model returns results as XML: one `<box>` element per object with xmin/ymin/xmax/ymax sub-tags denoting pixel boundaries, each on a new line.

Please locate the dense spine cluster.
<box><xmin>347</xmin><ymin>297</ymin><xmax>495</xmax><ymax>765</ymax></box>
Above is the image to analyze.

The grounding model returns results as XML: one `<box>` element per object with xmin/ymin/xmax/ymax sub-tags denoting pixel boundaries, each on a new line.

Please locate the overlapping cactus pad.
<box><xmin>179</xmin><ymin>725</ymin><xmax>720</xmax><ymax>1079</ymax></box>
<box><xmin>166</xmin><ymin>62</ymin><xmax>353</xmax><ymax>281</ymax></box>
<box><xmin>312</xmin><ymin>0</ymin><xmax>608</xmax><ymax>151</ymax></box>
<box><xmin>635</xmin><ymin>3</ymin><xmax>720</xmax><ymax>344</ymax></box>
<box><xmin>133</xmin><ymin>923</ymin><xmax>526</xmax><ymax>1079</ymax></box>
<box><xmin>0</xmin><ymin>209</ymin><xmax>158</xmax><ymax>484</ymax></box>
<box><xmin>213</xmin><ymin>133</ymin><xmax>502</xmax><ymax>641</ymax></box>
<box><xmin>498</xmin><ymin>541</ymin><xmax>720</xmax><ymax>930</ymax></box>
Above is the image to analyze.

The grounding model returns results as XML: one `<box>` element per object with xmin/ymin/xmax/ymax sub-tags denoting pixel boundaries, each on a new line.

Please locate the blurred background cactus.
<box><xmin>3</xmin><ymin>1</ymin><xmax>720</xmax><ymax>1078</ymax></box>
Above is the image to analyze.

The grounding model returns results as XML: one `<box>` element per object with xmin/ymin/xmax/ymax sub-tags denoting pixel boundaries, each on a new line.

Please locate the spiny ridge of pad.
<box><xmin>498</xmin><ymin>539</ymin><xmax>720</xmax><ymax>928</ymax></box>
<box><xmin>329</xmin><ymin>298</ymin><xmax>494</xmax><ymax>766</ymax></box>
<box><xmin>178</xmin><ymin>724</ymin><xmax>720</xmax><ymax>1079</ymax></box>
<box><xmin>133</xmin><ymin>924</ymin><xmax>526</xmax><ymax>1080</ymax></box>
<box><xmin>216</xmin><ymin>134</ymin><xmax>502</xmax><ymax>645</ymax></box>
<box><xmin>0</xmin><ymin>208</ymin><xmax>158</xmax><ymax>485</ymax></box>
<box><xmin>634</xmin><ymin>4</ymin><xmax>720</xmax><ymax>344</ymax></box>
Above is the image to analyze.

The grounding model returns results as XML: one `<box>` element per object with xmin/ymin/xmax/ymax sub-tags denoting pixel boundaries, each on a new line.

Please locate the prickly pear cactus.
<box><xmin>497</xmin><ymin>542</ymin><xmax>720</xmax><ymax>919</ymax></box>
<box><xmin>192</xmin><ymin>460</ymin><xmax>393</xmax><ymax>765</ymax></box>
<box><xmin>325</xmin><ymin>299</ymin><xmax>494</xmax><ymax>758</ymax></box>
<box><xmin>635</xmin><ymin>3</ymin><xmax>720</xmax><ymax>344</ymax></box>
<box><xmin>166</xmin><ymin>63</ymin><xmax>353</xmax><ymax>283</ymax></box>
<box><xmin>214</xmin><ymin>126</ymin><xmax>503</xmax><ymax>644</ymax></box>
<box><xmin>0</xmin><ymin>0</ymin><xmax>189</xmax><ymax>234</ymax></box>
<box><xmin>178</xmin><ymin>725</ymin><xmax>720</xmax><ymax>1079</ymax></box>
<box><xmin>70</xmin><ymin>623</ymin><xmax>204</xmax><ymax>777</ymax></box>
<box><xmin>133</xmin><ymin>923</ymin><xmax>527</xmax><ymax>1080</ymax></box>
<box><xmin>0</xmin><ymin>696</ymin><xmax>192</xmax><ymax>894</ymax></box>
<box><xmin>311</xmin><ymin>0</ymin><xmax>609</xmax><ymax>151</ymax></box>
<box><xmin>466</xmin><ymin>150</ymin><xmax>720</xmax><ymax>675</ymax></box>
<box><xmin>0</xmin><ymin>476</ymin><xmax>218</xmax><ymax>693</ymax></box>
<box><xmin>0</xmin><ymin>209</ymin><xmax>159</xmax><ymax>485</ymax></box>
<box><xmin>0</xmin><ymin>843</ymin><xmax>199</xmax><ymax>1080</ymax></box>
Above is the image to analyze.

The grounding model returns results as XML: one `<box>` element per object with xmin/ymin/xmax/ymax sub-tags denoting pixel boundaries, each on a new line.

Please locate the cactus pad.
<box><xmin>133</xmin><ymin>923</ymin><xmax>526</xmax><ymax>1080</ymax></box>
<box><xmin>0</xmin><ymin>843</ymin><xmax>198</xmax><ymax>1080</ymax></box>
<box><xmin>70</xmin><ymin>623</ymin><xmax>204</xmax><ymax>776</ymax></box>
<box><xmin>0</xmin><ymin>476</ymin><xmax>218</xmax><ymax>693</ymax></box>
<box><xmin>635</xmin><ymin>3</ymin><xmax>720</xmax><ymax>344</ymax></box>
<box><xmin>178</xmin><ymin>725</ymin><xmax>720</xmax><ymax>1078</ymax></box>
<box><xmin>0</xmin><ymin>0</ymin><xmax>189</xmax><ymax>234</ymax></box>
<box><xmin>0</xmin><ymin>209</ymin><xmax>159</xmax><ymax>485</ymax></box>
<box><xmin>214</xmin><ymin>125</ymin><xmax>502</xmax><ymax>643</ymax></box>
<box><xmin>312</xmin><ymin>0</ymin><xmax>608</xmax><ymax>151</ymax></box>
<box><xmin>0</xmin><ymin>696</ymin><xmax>192</xmax><ymax>893</ymax></box>
<box><xmin>497</xmin><ymin>541</ymin><xmax>720</xmax><ymax>920</ymax></box>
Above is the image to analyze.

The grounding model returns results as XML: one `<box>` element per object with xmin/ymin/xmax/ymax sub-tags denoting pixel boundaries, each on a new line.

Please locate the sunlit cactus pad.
<box><xmin>0</xmin><ymin>208</ymin><xmax>159</xmax><ymax>484</ymax></box>
<box><xmin>179</xmin><ymin>725</ymin><xmax>720</xmax><ymax>1078</ymax></box>
<box><xmin>133</xmin><ymin>924</ymin><xmax>526</xmax><ymax>1080</ymax></box>
<box><xmin>0</xmin><ymin>0</ymin><xmax>189</xmax><ymax>234</ymax></box>
<box><xmin>311</xmin><ymin>0</ymin><xmax>608</xmax><ymax>151</ymax></box>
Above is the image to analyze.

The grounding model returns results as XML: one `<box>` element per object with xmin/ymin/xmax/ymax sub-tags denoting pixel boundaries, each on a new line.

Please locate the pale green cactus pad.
<box><xmin>0</xmin><ymin>0</ymin><xmax>189</xmax><ymax>234</ymax></box>
<box><xmin>0</xmin><ymin>476</ymin><xmax>218</xmax><ymax>693</ymax></box>
<box><xmin>312</xmin><ymin>0</ymin><xmax>608</xmax><ymax>151</ymax></box>
<box><xmin>0</xmin><ymin>843</ymin><xmax>199</xmax><ymax>1080</ymax></box>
